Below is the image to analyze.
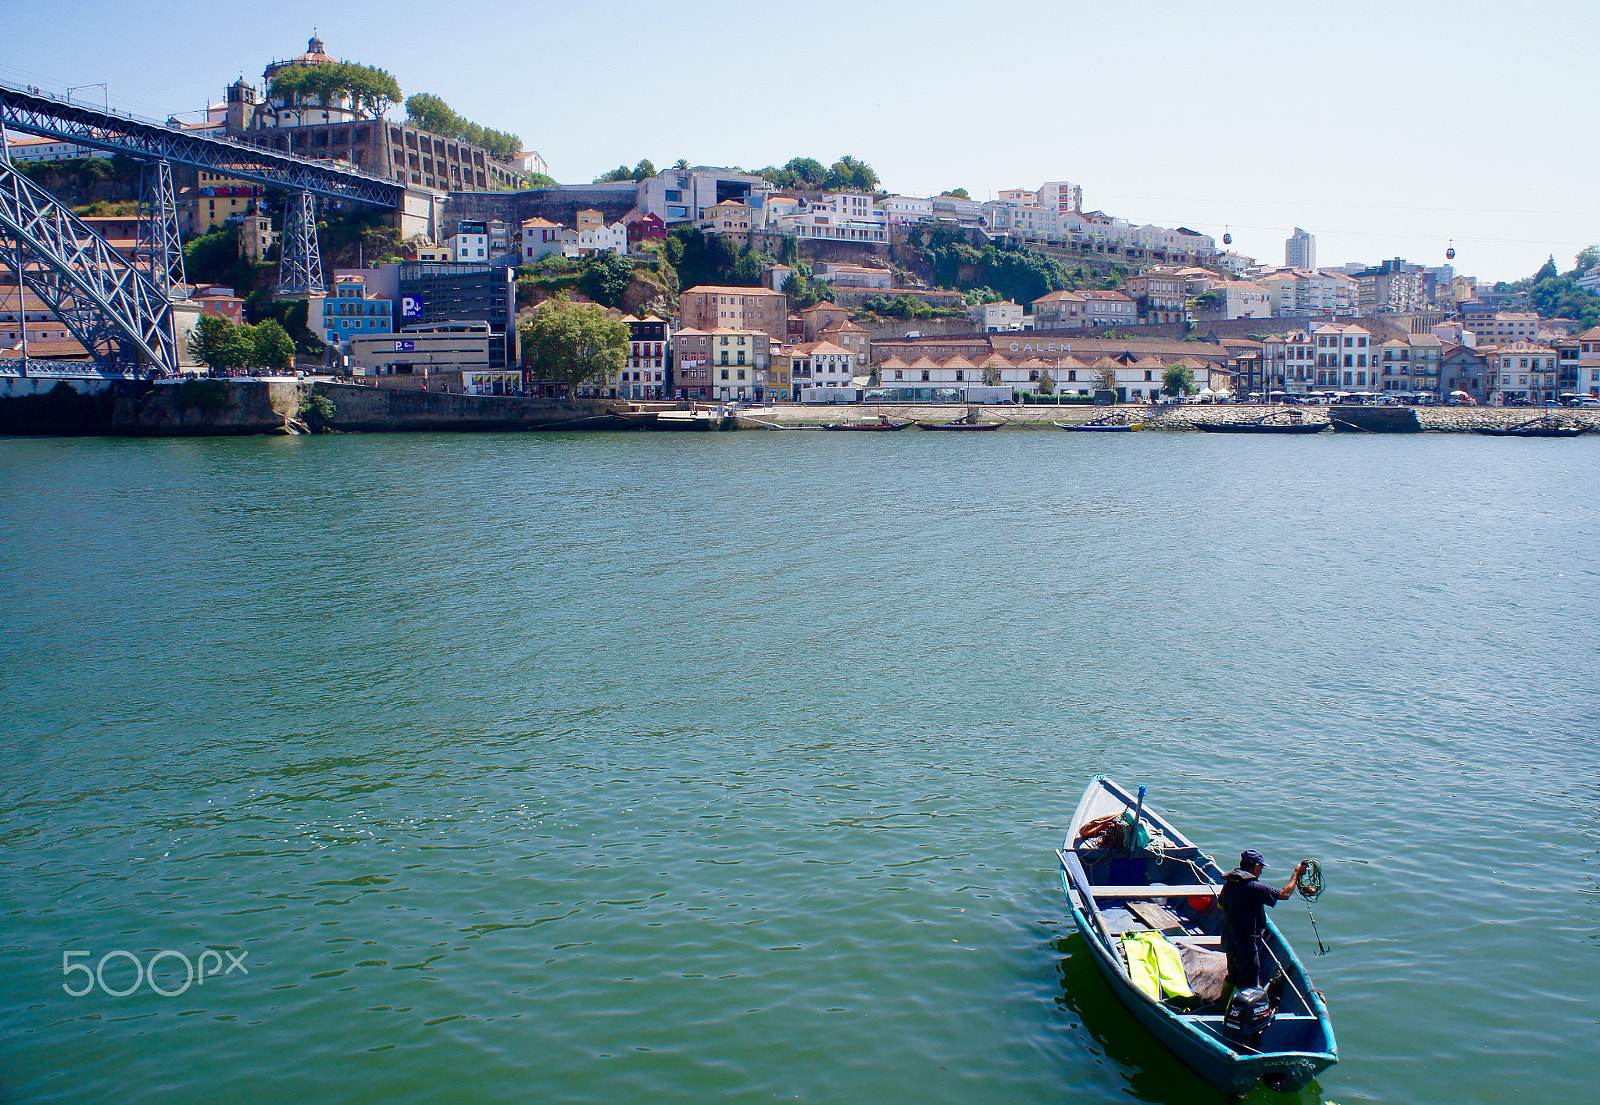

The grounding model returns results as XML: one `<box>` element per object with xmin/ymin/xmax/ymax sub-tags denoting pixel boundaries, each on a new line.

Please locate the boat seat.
<box><xmin>1169</xmin><ymin>935</ymin><xmax>1222</xmax><ymax>947</ymax></box>
<box><xmin>1088</xmin><ymin>885</ymin><xmax>1220</xmax><ymax>898</ymax></box>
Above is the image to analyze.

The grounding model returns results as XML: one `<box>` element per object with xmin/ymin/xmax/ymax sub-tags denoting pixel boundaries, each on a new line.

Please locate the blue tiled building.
<box><xmin>317</xmin><ymin>275</ymin><xmax>393</xmax><ymax>347</ymax></box>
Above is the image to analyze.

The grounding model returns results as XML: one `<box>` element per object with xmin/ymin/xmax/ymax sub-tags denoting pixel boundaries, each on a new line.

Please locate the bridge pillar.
<box><xmin>135</xmin><ymin>160</ymin><xmax>186</xmax><ymax>299</ymax></box>
<box><xmin>277</xmin><ymin>190</ymin><xmax>323</xmax><ymax>298</ymax></box>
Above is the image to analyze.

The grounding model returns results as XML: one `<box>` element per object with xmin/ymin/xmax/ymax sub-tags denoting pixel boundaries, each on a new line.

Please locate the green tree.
<box><xmin>405</xmin><ymin>93</ymin><xmax>460</xmax><ymax>134</ymax></box>
<box><xmin>403</xmin><ymin>93</ymin><xmax>520</xmax><ymax>158</ymax></box>
<box><xmin>1535</xmin><ymin>255</ymin><xmax>1559</xmax><ymax>283</ymax></box>
<box><xmin>187</xmin><ymin>315</ymin><xmax>258</xmax><ymax>372</ymax></box>
<box><xmin>825</xmin><ymin>155</ymin><xmax>879</xmax><ymax>192</ymax></box>
<box><xmin>272</xmin><ymin>62</ymin><xmax>400</xmax><ymax>119</ymax></box>
<box><xmin>632</xmin><ymin>159</ymin><xmax>656</xmax><ymax>181</ymax></box>
<box><xmin>731</xmin><ymin>250</ymin><xmax>764</xmax><ymax>286</ymax></box>
<box><xmin>519</xmin><ymin>295</ymin><xmax>629</xmax><ymax>392</ymax></box>
<box><xmin>253</xmin><ymin>318</ymin><xmax>296</xmax><ymax>370</ymax></box>
<box><xmin>674</xmin><ymin>158</ymin><xmax>690</xmax><ymax>170</ymax></box>
<box><xmin>1572</xmin><ymin>245</ymin><xmax>1600</xmax><ymax>276</ymax></box>
<box><xmin>578</xmin><ymin>253</ymin><xmax>635</xmax><ymax>308</ymax></box>
<box><xmin>593</xmin><ymin>164</ymin><xmax>634</xmax><ymax>184</ymax></box>
<box><xmin>941</xmin><ymin>187</ymin><xmax>970</xmax><ymax>199</ymax></box>
<box><xmin>1162</xmin><ymin>363</ymin><xmax>1196</xmax><ymax>397</ymax></box>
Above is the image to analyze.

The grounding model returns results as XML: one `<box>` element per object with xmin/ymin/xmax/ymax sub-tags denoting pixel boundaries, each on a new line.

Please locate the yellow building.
<box><xmin>181</xmin><ymin>170</ymin><xmax>265</xmax><ymax>235</ymax></box>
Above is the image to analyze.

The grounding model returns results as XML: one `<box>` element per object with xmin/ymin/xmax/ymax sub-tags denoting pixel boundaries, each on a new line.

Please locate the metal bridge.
<box><xmin>0</xmin><ymin>78</ymin><xmax>403</xmax><ymax>378</ymax></box>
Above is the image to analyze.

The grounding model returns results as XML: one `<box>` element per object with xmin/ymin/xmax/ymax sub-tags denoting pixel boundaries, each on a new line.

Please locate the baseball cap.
<box><xmin>1240</xmin><ymin>849</ymin><xmax>1267</xmax><ymax>868</ymax></box>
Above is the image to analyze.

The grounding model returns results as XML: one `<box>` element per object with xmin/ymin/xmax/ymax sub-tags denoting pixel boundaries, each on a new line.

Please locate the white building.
<box><xmin>881</xmin><ymin>195</ymin><xmax>934</xmax><ymax>225</ymax></box>
<box><xmin>2</xmin><ymin>134</ymin><xmax>103</xmax><ymax>162</ymax></box>
<box><xmin>572</xmin><ymin>219</ymin><xmax>627</xmax><ymax>257</ymax></box>
<box><xmin>1038</xmin><ymin>180</ymin><xmax>1084</xmax><ymax>213</ymax></box>
<box><xmin>969</xmin><ymin>301</ymin><xmax>1025</xmax><ymax>331</ymax></box>
<box><xmin>792</xmin><ymin>341</ymin><xmax>856</xmax><ymax>396</ymax></box>
<box><xmin>637</xmin><ymin>166</ymin><xmax>774</xmax><ymax>225</ymax></box>
<box><xmin>1285</xmin><ymin>227</ymin><xmax>1316</xmax><ymax>270</ymax></box>
<box><xmin>449</xmin><ymin>223</ymin><xmax>489</xmax><ymax>262</ymax></box>
<box><xmin>508</xmin><ymin>150</ymin><xmax>550</xmax><ymax>178</ymax></box>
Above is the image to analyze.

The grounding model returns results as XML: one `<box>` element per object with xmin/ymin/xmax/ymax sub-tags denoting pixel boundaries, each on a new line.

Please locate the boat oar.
<box><xmin>1296</xmin><ymin>859</ymin><xmax>1329</xmax><ymax>955</ymax></box>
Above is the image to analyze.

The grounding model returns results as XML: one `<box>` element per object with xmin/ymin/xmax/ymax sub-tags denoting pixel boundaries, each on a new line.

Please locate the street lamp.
<box><xmin>65</xmin><ymin>83</ymin><xmax>109</xmax><ymax>110</ymax></box>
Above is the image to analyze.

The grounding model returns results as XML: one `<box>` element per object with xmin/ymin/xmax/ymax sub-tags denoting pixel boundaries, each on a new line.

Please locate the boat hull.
<box><xmin>914</xmin><ymin>420</ymin><xmax>1004</xmax><ymax>431</ymax></box>
<box><xmin>1474</xmin><ymin>426</ymin><xmax>1588</xmax><ymax>437</ymax></box>
<box><xmin>1195</xmin><ymin>422</ymin><xmax>1327</xmax><ymax>434</ymax></box>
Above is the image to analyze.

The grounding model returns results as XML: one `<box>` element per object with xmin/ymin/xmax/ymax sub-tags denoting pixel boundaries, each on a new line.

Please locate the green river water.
<box><xmin>1</xmin><ymin>430</ymin><xmax>1596</xmax><ymax>1104</ymax></box>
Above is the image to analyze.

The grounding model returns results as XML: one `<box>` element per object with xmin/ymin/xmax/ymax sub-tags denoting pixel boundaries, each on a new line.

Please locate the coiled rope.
<box><xmin>1296</xmin><ymin>859</ymin><xmax>1325</xmax><ymax>901</ymax></box>
<box><xmin>1297</xmin><ymin>859</ymin><xmax>1328</xmax><ymax>954</ymax></box>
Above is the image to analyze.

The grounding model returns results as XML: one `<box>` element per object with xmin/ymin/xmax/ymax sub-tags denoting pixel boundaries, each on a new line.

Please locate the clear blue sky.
<box><xmin>5</xmin><ymin>0</ymin><xmax>1594</xmax><ymax>283</ymax></box>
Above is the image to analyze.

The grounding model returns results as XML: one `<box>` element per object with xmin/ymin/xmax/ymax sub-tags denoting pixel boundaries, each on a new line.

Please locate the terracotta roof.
<box><xmin>799</xmin><ymin>341</ymin><xmax>852</xmax><ymax>357</ymax></box>
<box><xmin>820</xmin><ymin>319</ymin><xmax>868</xmax><ymax>333</ymax></box>
<box><xmin>909</xmin><ymin>356</ymin><xmax>939</xmax><ymax>369</ymax></box>
<box><xmin>684</xmin><ymin>285</ymin><xmax>783</xmax><ymax>296</ymax></box>
<box><xmin>801</xmin><ymin>301</ymin><xmax>846</xmax><ymax>314</ymax></box>
<box><xmin>0</xmin><ymin>338</ymin><xmax>90</xmax><ymax>358</ymax></box>
<box><xmin>978</xmin><ymin>354</ymin><xmax>1011</xmax><ymax>367</ymax></box>
<box><xmin>878</xmin><ymin>356</ymin><xmax>909</xmax><ymax>369</ymax></box>
<box><xmin>1033</xmin><ymin>290</ymin><xmax>1086</xmax><ymax>303</ymax></box>
<box><xmin>940</xmin><ymin>355</ymin><xmax>975</xmax><ymax>368</ymax></box>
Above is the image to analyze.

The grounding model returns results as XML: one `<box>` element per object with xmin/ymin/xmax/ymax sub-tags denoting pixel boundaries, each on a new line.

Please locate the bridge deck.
<box><xmin>0</xmin><ymin>81</ymin><xmax>401</xmax><ymax>208</ymax></box>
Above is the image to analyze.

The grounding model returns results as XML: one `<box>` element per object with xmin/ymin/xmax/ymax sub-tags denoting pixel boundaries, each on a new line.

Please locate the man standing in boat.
<box><xmin>1220</xmin><ymin>850</ymin><xmax>1306</xmax><ymax>989</ymax></box>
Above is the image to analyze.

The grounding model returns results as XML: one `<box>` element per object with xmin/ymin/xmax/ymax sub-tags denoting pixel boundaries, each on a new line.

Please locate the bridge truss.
<box><xmin>0</xmin><ymin>79</ymin><xmax>406</xmax><ymax>372</ymax></box>
<box><xmin>1</xmin><ymin>134</ymin><xmax>177</xmax><ymax>374</ymax></box>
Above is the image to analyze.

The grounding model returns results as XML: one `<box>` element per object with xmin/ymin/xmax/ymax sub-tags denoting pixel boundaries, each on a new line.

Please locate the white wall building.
<box><xmin>2</xmin><ymin>134</ymin><xmax>103</xmax><ymax>162</ymax></box>
<box><xmin>1038</xmin><ymin>180</ymin><xmax>1084</xmax><ymax>213</ymax></box>
<box><xmin>969</xmin><ymin>301</ymin><xmax>1025</xmax><ymax>331</ymax></box>
<box><xmin>449</xmin><ymin>226</ymin><xmax>489</xmax><ymax>262</ymax></box>
<box><xmin>881</xmin><ymin>195</ymin><xmax>934</xmax><ymax>225</ymax></box>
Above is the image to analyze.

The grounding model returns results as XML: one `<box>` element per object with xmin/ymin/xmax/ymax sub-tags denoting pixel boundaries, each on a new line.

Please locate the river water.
<box><xmin>1</xmin><ymin>430</ymin><xmax>1596</xmax><ymax>1105</ymax></box>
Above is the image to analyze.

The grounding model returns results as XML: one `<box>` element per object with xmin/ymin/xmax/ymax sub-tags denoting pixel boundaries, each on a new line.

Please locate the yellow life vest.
<box><xmin>1120</xmin><ymin>931</ymin><xmax>1194</xmax><ymax>1000</ymax></box>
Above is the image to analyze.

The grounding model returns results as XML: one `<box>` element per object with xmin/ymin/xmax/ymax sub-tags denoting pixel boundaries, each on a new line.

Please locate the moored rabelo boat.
<box><xmin>820</xmin><ymin>416</ymin><xmax>912</xmax><ymax>431</ymax></box>
<box><xmin>914</xmin><ymin>418</ymin><xmax>1004</xmax><ymax>431</ymax></box>
<box><xmin>1474</xmin><ymin>416</ymin><xmax>1591</xmax><ymax>438</ymax></box>
<box><xmin>1057</xmin><ymin>776</ymin><xmax>1336</xmax><ymax>1095</ymax></box>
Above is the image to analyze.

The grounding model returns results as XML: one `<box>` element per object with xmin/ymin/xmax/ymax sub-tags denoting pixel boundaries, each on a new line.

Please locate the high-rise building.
<box><xmin>1286</xmin><ymin>227</ymin><xmax>1316</xmax><ymax>270</ymax></box>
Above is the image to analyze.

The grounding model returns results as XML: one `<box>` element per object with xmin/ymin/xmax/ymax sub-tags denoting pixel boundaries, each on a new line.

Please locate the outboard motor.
<box><xmin>1222</xmin><ymin>973</ymin><xmax>1286</xmax><ymax>1048</ymax></box>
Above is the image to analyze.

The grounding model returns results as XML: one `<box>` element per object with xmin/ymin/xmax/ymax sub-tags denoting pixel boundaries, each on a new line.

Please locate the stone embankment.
<box><xmin>739</xmin><ymin>401</ymin><xmax>1600</xmax><ymax>433</ymax></box>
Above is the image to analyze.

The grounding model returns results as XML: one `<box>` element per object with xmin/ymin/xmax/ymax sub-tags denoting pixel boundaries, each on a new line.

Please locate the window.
<box><xmin>720</xmin><ymin>369</ymin><xmax>729</xmax><ymax>380</ymax></box>
<box><xmin>921</xmin><ymin>370</ymin><xmax>930</xmax><ymax>381</ymax></box>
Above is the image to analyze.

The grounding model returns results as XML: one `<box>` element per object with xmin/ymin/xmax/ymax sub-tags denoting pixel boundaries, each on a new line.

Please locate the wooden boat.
<box><xmin>1058</xmin><ymin>776</ymin><xmax>1336</xmax><ymax>1095</ymax></box>
<box><xmin>1056</xmin><ymin>419</ymin><xmax>1147</xmax><ymax>432</ymax></box>
<box><xmin>914</xmin><ymin>418</ymin><xmax>1004</xmax><ymax>431</ymax></box>
<box><xmin>1195</xmin><ymin>420</ymin><xmax>1326</xmax><ymax>434</ymax></box>
<box><xmin>1474</xmin><ymin>416</ymin><xmax>1590</xmax><ymax>438</ymax></box>
<box><xmin>820</xmin><ymin>417</ymin><xmax>911</xmax><ymax>431</ymax></box>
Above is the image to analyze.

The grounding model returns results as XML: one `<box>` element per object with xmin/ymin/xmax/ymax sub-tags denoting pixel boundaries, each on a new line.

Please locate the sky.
<box><xmin>4</xmin><ymin>0</ymin><xmax>1596</xmax><ymax>283</ymax></box>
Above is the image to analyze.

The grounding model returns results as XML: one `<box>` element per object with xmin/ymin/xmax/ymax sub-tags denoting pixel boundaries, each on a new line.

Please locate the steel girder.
<box><xmin>0</xmin><ymin>81</ymin><xmax>402</xmax><ymax>208</ymax></box>
<box><xmin>277</xmin><ymin>191</ymin><xmax>324</xmax><ymax>296</ymax></box>
<box><xmin>0</xmin><ymin>155</ymin><xmax>177</xmax><ymax>372</ymax></box>
<box><xmin>136</xmin><ymin>160</ymin><xmax>186</xmax><ymax>297</ymax></box>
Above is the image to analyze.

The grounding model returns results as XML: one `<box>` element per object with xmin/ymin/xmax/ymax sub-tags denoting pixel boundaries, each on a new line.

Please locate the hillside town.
<box><xmin>5</xmin><ymin>34</ymin><xmax>1599</xmax><ymax>410</ymax></box>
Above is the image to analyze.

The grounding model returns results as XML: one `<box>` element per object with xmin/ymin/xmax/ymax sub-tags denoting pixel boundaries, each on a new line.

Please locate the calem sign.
<box><xmin>400</xmin><ymin>295</ymin><xmax>425</xmax><ymax>321</ymax></box>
